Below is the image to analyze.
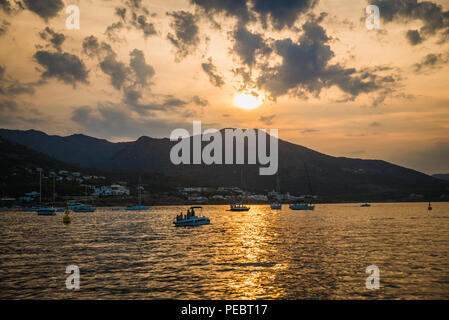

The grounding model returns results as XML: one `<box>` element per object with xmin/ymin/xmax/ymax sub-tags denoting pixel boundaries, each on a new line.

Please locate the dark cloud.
<box><xmin>0</xmin><ymin>0</ymin><xmax>12</xmax><ymax>14</ymax></box>
<box><xmin>105</xmin><ymin>21</ymin><xmax>124</xmax><ymax>42</ymax></box>
<box><xmin>23</xmin><ymin>0</ymin><xmax>64</xmax><ymax>20</ymax></box>
<box><xmin>406</xmin><ymin>29</ymin><xmax>423</xmax><ymax>45</ymax></box>
<box><xmin>115</xmin><ymin>7</ymin><xmax>127</xmax><ymax>21</ymax></box>
<box><xmin>100</xmin><ymin>53</ymin><xmax>129</xmax><ymax>90</ymax></box>
<box><xmin>129</xmin><ymin>49</ymin><xmax>154</xmax><ymax>86</ymax></box>
<box><xmin>124</xmin><ymin>87</ymin><xmax>187</xmax><ymax>115</ymax></box>
<box><xmin>370</xmin><ymin>121</ymin><xmax>381</xmax><ymax>127</ymax></box>
<box><xmin>132</xmin><ymin>14</ymin><xmax>157</xmax><ymax>37</ymax></box>
<box><xmin>201</xmin><ymin>57</ymin><xmax>225</xmax><ymax>87</ymax></box>
<box><xmin>191</xmin><ymin>0</ymin><xmax>316</xmax><ymax>29</ymax></box>
<box><xmin>192</xmin><ymin>95</ymin><xmax>208</xmax><ymax>106</ymax></box>
<box><xmin>414</xmin><ymin>52</ymin><xmax>449</xmax><ymax>73</ymax></box>
<box><xmin>259</xmin><ymin>114</ymin><xmax>276</xmax><ymax>125</ymax></box>
<box><xmin>256</xmin><ymin>18</ymin><xmax>397</xmax><ymax>101</ymax></box>
<box><xmin>34</xmin><ymin>51</ymin><xmax>89</xmax><ymax>86</ymax></box>
<box><xmin>231</xmin><ymin>25</ymin><xmax>271</xmax><ymax>66</ymax></box>
<box><xmin>82</xmin><ymin>35</ymin><xmax>113</xmax><ymax>58</ymax></box>
<box><xmin>167</xmin><ymin>11</ymin><xmax>200</xmax><ymax>61</ymax></box>
<box><xmin>39</xmin><ymin>27</ymin><xmax>66</xmax><ymax>52</ymax></box>
<box><xmin>0</xmin><ymin>19</ymin><xmax>10</xmax><ymax>37</ymax></box>
<box><xmin>369</xmin><ymin>0</ymin><xmax>449</xmax><ymax>44</ymax></box>
<box><xmin>251</xmin><ymin>0</ymin><xmax>317</xmax><ymax>30</ymax></box>
<box><xmin>0</xmin><ymin>98</ymin><xmax>18</xmax><ymax>111</ymax></box>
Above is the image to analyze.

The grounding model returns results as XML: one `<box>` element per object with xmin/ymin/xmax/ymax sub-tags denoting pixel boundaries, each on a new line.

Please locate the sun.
<box><xmin>234</xmin><ymin>92</ymin><xmax>263</xmax><ymax>110</ymax></box>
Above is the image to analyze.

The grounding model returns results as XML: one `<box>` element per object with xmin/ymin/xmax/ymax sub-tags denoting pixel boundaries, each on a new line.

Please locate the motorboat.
<box><xmin>37</xmin><ymin>207</ymin><xmax>56</xmax><ymax>216</ymax></box>
<box><xmin>174</xmin><ymin>206</ymin><xmax>210</xmax><ymax>227</ymax></box>
<box><xmin>73</xmin><ymin>204</ymin><xmax>96</xmax><ymax>212</ymax></box>
<box><xmin>289</xmin><ymin>202</ymin><xmax>315</xmax><ymax>211</ymax></box>
<box><xmin>229</xmin><ymin>203</ymin><xmax>250</xmax><ymax>211</ymax></box>
<box><xmin>360</xmin><ymin>203</ymin><xmax>371</xmax><ymax>207</ymax></box>
<box><xmin>270</xmin><ymin>202</ymin><xmax>282</xmax><ymax>210</ymax></box>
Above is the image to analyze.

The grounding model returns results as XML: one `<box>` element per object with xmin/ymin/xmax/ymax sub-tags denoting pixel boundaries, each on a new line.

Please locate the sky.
<box><xmin>0</xmin><ymin>0</ymin><xmax>448</xmax><ymax>174</ymax></box>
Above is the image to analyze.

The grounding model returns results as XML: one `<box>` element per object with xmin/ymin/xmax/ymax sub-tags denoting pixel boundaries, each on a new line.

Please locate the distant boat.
<box><xmin>174</xmin><ymin>206</ymin><xmax>210</xmax><ymax>227</ymax></box>
<box><xmin>290</xmin><ymin>163</ymin><xmax>315</xmax><ymax>211</ymax></box>
<box><xmin>73</xmin><ymin>204</ymin><xmax>96</xmax><ymax>213</ymax></box>
<box><xmin>270</xmin><ymin>170</ymin><xmax>282</xmax><ymax>210</ymax></box>
<box><xmin>289</xmin><ymin>202</ymin><xmax>315</xmax><ymax>210</ymax></box>
<box><xmin>37</xmin><ymin>207</ymin><xmax>56</xmax><ymax>216</ymax></box>
<box><xmin>361</xmin><ymin>203</ymin><xmax>371</xmax><ymax>207</ymax></box>
<box><xmin>126</xmin><ymin>176</ymin><xmax>149</xmax><ymax>211</ymax></box>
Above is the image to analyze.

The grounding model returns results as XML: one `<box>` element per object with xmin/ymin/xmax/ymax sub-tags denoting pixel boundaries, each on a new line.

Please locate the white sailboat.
<box><xmin>126</xmin><ymin>177</ymin><xmax>149</xmax><ymax>211</ymax></box>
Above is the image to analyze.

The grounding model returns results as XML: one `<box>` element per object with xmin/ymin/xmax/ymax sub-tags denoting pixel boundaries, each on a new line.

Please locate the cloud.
<box><xmin>71</xmin><ymin>102</ymin><xmax>190</xmax><ymax>139</ymax></box>
<box><xmin>414</xmin><ymin>52</ymin><xmax>449</xmax><ymax>72</ymax></box>
<box><xmin>23</xmin><ymin>0</ymin><xmax>64</xmax><ymax>20</ymax></box>
<box><xmin>201</xmin><ymin>57</ymin><xmax>225</xmax><ymax>87</ymax></box>
<box><xmin>124</xmin><ymin>87</ymin><xmax>187</xmax><ymax>115</ymax></box>
<box><xmin>231</xmin><ymin>24</ymin><xmax>271</xmax><ymax>66</ymax></box>
<box><xmin>105</xmin><ymin>21</ymin><xmax>124</xmax><ymax>42</ymax></box>
<box><xmin>369</xmin><ymin>0</ymin><xmax>449</xmax><ymax>44</ymax></box>
<box><xmin>82</xmin><ymin>35</ymin><xmax>113</xmax><ymax>58</ymax></box>
<box><xmin>191</xmin><ymin>0</ymin><xmax>316</xmax><ymax>29</ymax></box>
<box><xmin>34</xmin><ymin>51</ymin><xmax>89</xmax><ymax>86</ymax></box>
<box><xmin>167</xmin><ymin>10</ymin><xmax>200</xmax><ymax>61</ymax></box>
<box><xmin>406</xmin><ymin>29</ymin><xmax>423</xmax><ymax>46</ymax></box>
<box><xmin>256</xmin><ymin>17</ymin><xmax>397</xmax><ymax>100</ymax></box>
<box><xmin>370</xmin><ymin>121</ymin><xmax>381</xmax><ymax>127</ymax></box>
<box><xmin>39</xmin><ymin>27</ymin><xmax>66</xmax><ymax>52</ymax></box>
<box><xmin>259</xmin><ymin>114</ymin><xmax>276</xmax><ymax>125</ymax></box>
<box><xmin>100</xmin><ymin>53</ymin><xmax>129</xmax><ymax>90</ymax></box>
<box><xmin>0</xmin><ymin>65</ymin><xmax>36</xmax><ymax>96</ymax></box>
<box><xmin>0</xmin><ymin>19</ymin><xmax>10</xmax><ymax>37</ymax></box>
<box><xmin>192</xmin><ymin>95</ymin><xmax>208</xmax><ymax>106</ymax></box>
<box><xmin>301</xmin><ymin>128</ymin><xmax>319</xmax><ymax>134</ymax></box>
<box><xmin>0</xmin><ymin>0</ymin><xmax>23</xmax><ymax>15</ymax></box>
<box><xmin>129</xmin><ymin>49</ymin><xmax>155</xmax><ymax>86</ymax></box>
<box><xmin>0</xmin><ymin>98</ymin><xmax>18</xmax><ymax>111</ymax></box>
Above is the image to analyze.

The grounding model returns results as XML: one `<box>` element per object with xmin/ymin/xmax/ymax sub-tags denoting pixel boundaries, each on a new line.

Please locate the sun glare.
<box><xmin>234</xmin><ymin>93</ymin><xmax>263</xmax><ymax>110</ymax></box>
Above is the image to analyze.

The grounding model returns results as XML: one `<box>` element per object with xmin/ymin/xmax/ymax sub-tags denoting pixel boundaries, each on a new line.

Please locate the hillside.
<box><xmin>433</xmin><ymin>174</ymin><xmax>449</xmax><ymax>182</ymax></box>
<box><xmin>1</xmin><ymin>128</ymin><xmax>448</xmax><ymax>201</ymax></box>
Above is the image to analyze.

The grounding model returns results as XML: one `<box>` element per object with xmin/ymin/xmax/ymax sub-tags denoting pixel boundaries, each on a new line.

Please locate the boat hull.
<box><xmin>289</xmin><ymin>204</ymin><xmax>315</xmax><ymax>210</ymax></box>
<box><xmin>174</xmin><ymin>217</ymin><xmax>210</xmax><ymax>227</ymax></box>
<box><xmin>73</xmin><ymin>209</ymin><xmax>96</xmax><ymax>213</ymax></box>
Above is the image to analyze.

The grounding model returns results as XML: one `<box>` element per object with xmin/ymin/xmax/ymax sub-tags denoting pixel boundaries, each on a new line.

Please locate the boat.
<box><xmin>290</xmin><ymin>163</ymin><xmax>316</xmax><ymax>211</ymax></box>
<box><xmin>361</xmin><ymin>203</ymin><xmax>371</xmax><ymax>207</ymax></box>
<box><xmin>270</xmin><ymin>203</ymin><xmax>282</xmax><ymax>210</ymax></box>
<box><xmin>126</xmin><ymin>177</ymin><xmax>150</xmax><ymax>211</ymax></box>
<box><xmin>173</xmin><ymin>206</ymin><xmax>210</xmax><ymax>227</ymax></box>
<box><xmin>270</xmin><ymin>170</ymin><xmax>282</xmax><ymax>210</ymax></box>
<box><xmin>289</xmin><ymin>202</ymin><xmax>315</xmax><ymax>210</ymax></box>
<box><xmin>229</xmin><ymin>203</ymin><xmax>250</xmax><ymax>211</ymax></box>
<box><xmin>37</xmin><ymin>206</ymin><xmax>56</xmax><ymax>216</ymax></box>
<box><xmin>56</xmin><ymin>208</ymin><xmax>65</xmax><ymax>212</ymax></box>
<box><xmin>73</xmin><ymin>204</ymin><xmax>96</xmax><ymax>213</ymax></box>
<box><xmin>24</xmin><ymin>206</ymin><xmax>39</xmax><ymax>212</ymax></box>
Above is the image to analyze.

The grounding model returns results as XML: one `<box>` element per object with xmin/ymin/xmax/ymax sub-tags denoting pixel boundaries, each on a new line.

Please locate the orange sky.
<box><xmin>0</xmin><ymin>0</ymin><xmax>448</xmax><ymax>174</ymax></box>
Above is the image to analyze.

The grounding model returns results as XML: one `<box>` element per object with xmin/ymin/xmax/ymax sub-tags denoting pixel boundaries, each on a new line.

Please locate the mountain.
<box><xmin>0</xmin><ymin>129</ymin><xmax>129</xmax><ymax>166</ymax></box>
<box><xmin>433</xmin><ymin>173</ymin><xmax>449</xmax><ymax>181</ymax></box>
<box><xmin>1</xmin><ymin>128</ymin><xmax>448</xmax><ymax>201</ymax></box>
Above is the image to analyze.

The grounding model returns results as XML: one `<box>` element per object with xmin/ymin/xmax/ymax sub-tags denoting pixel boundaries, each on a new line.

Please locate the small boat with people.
<box><xmin>174</xmin><ymin>206</ymin><xmax>210</xmax><ymax>227</ymax></box>
<box><xmin>37</xmin><ymin>206</ymin><xmax>56</xmax><ymax>216</ymax></box>
<box><xmin>229</xmin><ymin>203</ymin><xmax>250</xmax><ymax>211</ymax></box>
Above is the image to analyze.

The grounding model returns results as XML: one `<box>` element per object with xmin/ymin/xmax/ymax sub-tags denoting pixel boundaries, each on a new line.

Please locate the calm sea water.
<box><xmin>1</xmin><ymin>203</ymin><xmax>448</xmax><ymax>299</ymax></box>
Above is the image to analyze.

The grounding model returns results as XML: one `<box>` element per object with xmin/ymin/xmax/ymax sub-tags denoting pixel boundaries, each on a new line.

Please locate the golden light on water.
<box><xmin>234</xmin><ymin>92</ymin><xmax>263</xmax><ymax>110</ymax></box>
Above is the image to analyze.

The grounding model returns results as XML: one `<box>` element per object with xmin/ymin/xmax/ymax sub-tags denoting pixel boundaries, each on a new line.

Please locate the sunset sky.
<box><xmin>0</xmin><ymin>0</ymin><xmax>448</xmax><ymax>174</ymax></box>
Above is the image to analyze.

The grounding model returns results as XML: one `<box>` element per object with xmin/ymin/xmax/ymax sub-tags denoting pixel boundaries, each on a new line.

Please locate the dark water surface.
<box><xmin>1</xmin><ymin>203</ymin><xmax>448</xmax><ymax>299</ymax></box>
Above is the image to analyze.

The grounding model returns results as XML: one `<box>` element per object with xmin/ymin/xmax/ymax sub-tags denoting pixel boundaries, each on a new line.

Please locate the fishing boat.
<box><xmin>290</xmin><ymin>163</ymin><xmax>316</xmax><ymax>211</ymax></box>
<box><xmin>360</xmin><ymin>203</ymin><xmax>371</xmax><ymax>207</ymax></box>
<box><xmin>37</xmin><ymin>206</ymin><xmax>56</xmax><ymax>216</ymax></box>
<box><xmin>174</xmin><ymin>206</ymin><xmax>210</xmax><ymax>227</ymax></box>
<box><xmin>72</xmin><ymin>204</ymin><xmax>96</xmax><ymax>213</ymax></box>
<box><xmin>126</xmin><ymin>177</ymin><xmax>150</xmax><ymax>211</ymax></box>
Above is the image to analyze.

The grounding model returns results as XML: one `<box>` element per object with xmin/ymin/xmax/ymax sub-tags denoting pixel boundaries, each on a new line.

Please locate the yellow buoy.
<box><xmin>63</xmin><ymin>207</ymin><xmax>71</xmax><ymax>224</ymax></box>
